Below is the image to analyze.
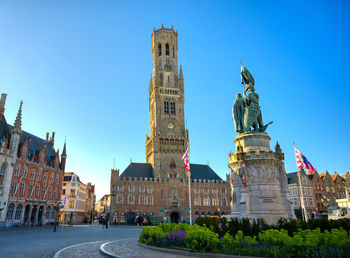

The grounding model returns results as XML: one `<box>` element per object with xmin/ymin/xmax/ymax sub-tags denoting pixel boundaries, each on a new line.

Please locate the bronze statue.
<box><xmin>232</xmin><ymin>62</ymin><xmax>272</xmax><ymax>133</ymax></box>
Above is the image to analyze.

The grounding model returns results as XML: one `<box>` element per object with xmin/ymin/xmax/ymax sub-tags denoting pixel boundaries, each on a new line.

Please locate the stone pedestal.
<box><xmin>229</xmin><ymin>132</ymin><xmax>295</xmax><ymax>225</ymax></box>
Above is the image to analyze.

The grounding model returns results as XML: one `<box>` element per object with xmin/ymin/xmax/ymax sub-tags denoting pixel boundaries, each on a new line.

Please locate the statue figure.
<box><xmin>232</xmin><ymin>62</ymin><xmax>272</xmax><ymax>134</ymax></box>
<box><xmin>232</xmin><ymin>93</ymin><xmax>244</xmax><ymax>133</ymax></box>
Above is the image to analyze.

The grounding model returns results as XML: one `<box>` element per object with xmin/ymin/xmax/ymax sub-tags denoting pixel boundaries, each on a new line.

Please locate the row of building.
<box><xmin>0</xmin><ymin>93</ymin><xmax>95</xmax><ymax>226</ymax></box>
<box><xmin>287</xmin><ymin>169</ymin><xmax>350</xmax><ymax>218</ymax></box>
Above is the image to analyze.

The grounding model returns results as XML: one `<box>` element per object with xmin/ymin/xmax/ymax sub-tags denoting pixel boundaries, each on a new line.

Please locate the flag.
<box><xmin>182</xmin><ymin>148</ymin><xmax>190</xmax><ymax>173</ymax></box>
<box><xmin>60</xmin><ymin>197</ymin><xmax>66</xmax><ymax>206</ymax></box>
<box><xmin>294</xmin><ymin>147</ymin><xmax>315</xmax><ymax>175</ymax></box>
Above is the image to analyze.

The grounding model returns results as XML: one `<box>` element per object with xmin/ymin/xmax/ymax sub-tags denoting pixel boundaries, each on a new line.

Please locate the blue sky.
<box><xmin>0</xmin><ymin>0</ymin><xmax>349</xmax><ymax>200</ymax></box>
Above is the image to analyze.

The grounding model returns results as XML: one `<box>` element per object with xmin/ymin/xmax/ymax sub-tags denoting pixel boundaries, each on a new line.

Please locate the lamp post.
<box><xmin>53</xmin><ymin>201</ymin><xmax>60</xmax><ymax>232</ymax></box>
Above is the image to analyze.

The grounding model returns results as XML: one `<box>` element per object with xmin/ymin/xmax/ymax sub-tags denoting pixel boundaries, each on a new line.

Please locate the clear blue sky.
<box><xmin>0</xmin><ymin>0</ymin><xmax>349</xmax><ymax>200</ymax></box>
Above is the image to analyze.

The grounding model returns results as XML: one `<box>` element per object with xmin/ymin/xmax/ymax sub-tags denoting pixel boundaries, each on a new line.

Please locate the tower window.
<box><xmin>164</xmin><ymin>101</ymin><xmax>169</xmax><ymax>114</ymax></box>
<box><xmin>159</xmin><ymin>73</ymin><xmax>163</xmax><ymax>86</ymax></box>
<box><xmin>158</xmin><ymin>43</ymin><xmax>162</xmax><ymax>56</ymax></box>
<box><xmin>170</xmin><ymin>102</ymin><xmax>176</xmax><ymax>115</ymax></box>
<box><xmin>173</xmin><ymin>47</ymin><xmax>175</xmax><ymax>57</ymax></box>
<box><xmin>165</xmin><ymin>43</ymin><xmax>169</xmax><ymax>56</ymax></box>
<box><xmin>159</xmin><ymin>59</ymin><xmax>162</xmax><ymax>69</ymax></box>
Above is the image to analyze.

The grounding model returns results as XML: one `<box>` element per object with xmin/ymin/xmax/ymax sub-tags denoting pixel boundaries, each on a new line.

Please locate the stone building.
<box><xmin>110</xmin><ymin>26</ymin><xmax>231</xmax><ymax>225</ymax></box>
<box><xmin>96</xmin><ymin>194</ymin><xmax>110</xmax><ymax>214</ymax></box>
<box><xmin>287</xmin><ymin>170</ymin><xmax>316</xmax><ymax>219</ymax></box>
<box><xmin>308</xmin><ymin>171</ymin><xmax>328</xmax><ymax>214</ymax></box>
<box><xmin>0</xmin><ymin>94</ymin><xmax>66</xmax><ymax>227</ymax></box>
<box><xmin>86</xmin><ymin>182</ymin><xmax>96</xmax><ymax>221</ymax></box>
<box><xmin>60</xmin><ymin>172</ymin><xmax>89</xmax><ymax>224</ymax></box>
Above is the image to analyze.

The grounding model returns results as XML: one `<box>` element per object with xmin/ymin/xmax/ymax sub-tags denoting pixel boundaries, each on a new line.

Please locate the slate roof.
<box><xmin>120</xmin><ymin>163</ymin><xmax>154</xmax><ymax>178</ymax></box>
<box><xmin>64</xmin><ymin>174</ymin><xmax>81</xmax><ymax>183</ymax></box>
<box><xmin>287</xmin><ymin>172</ymin><xmax>298</xmax><ymax>184</ymax></box>
<box><xmin>0</xmin><ymin>115</ymin><xmax>57</xmax><ymax>163</ymax></box>
<box><xmin>0</xmin><ymin>114</ymin><xmax>10</xmax><ymax>141</ymax></box>
<box><xmin>120</xmin><ymin>162</ymin><xmax>223</xmax><ymax>181</ymax></box>
<box><xmin>190</xmin><ymin>164</ymin><xmax>222</xmax><ymax>181</ymax></box>
<box><xmin>8</xmin><ymin>125</ymin><xmax>57</xmax><ymax>162</ymax></box>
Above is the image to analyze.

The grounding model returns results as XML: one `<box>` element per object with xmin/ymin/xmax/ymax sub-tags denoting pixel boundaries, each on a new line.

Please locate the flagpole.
<box><xmin>293</xmin><ymin>143</ymin><xmax>308</xmax><ymax>222</ymax></box>
<box><xmin>188</xmin><ymin>169</ymin><xmax>192</xmax><ymax>225</ymax></box>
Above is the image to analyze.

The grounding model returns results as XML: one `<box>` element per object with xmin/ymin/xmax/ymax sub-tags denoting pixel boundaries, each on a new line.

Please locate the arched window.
<box><xmin>158</xmin><ymin>43</ymin><xmax>162</xmax><ymax>56</ymax></box>
<box><xmin>170</xmin><ymin>102</ymin><xmax>176</xmax><ymax>115</ymax></box>
<box><xmin>117</xmin><ymin>193</ymin><xmax>124</xmax><ymax>204</ymax></box>
<box><xmin>128</xmin><ymin>194</ymin><xmax>135</xmax><ymax>205</ymax></box>
<box><xmin>147</xmin><ymin>195</ymin><xmax>153</xmax><ymax>205</ymax></box>
<box><xmin>203</xmin><ymin>196</ymin><xmax>210</xmax><ymax>206</ymax></box>
<box><xmin>6</xmin><ymin>203</ymin><xmax>15</xmax><ymax>220</ymax></box>
<box><xmin>194</xmin><ymin>196</ymin><xmax>201</xmax><ymax>206</ymax></box>
<box><xmin>164</xmin><ymin>101</ymin><xmax>169</xmax><ymax>114</ymax></box>
<box><xmin>139</xmin><ymin>194</ymin><xmax>145</xmax><ymax>205</ymax></box>
<box><xmin>0</xmin><ymin>163</ymin><xmax>6</xmax><ymax>185</ymax></box>
<box><xmin>46</xmin><ymin>206</ymin><xmax>51</xmax><ymax>220</ymax></box>
<box><xmin>14</xmin><ymin>204</ymin><xmax>23</xmax><ymax>220</ymax></box>
<box><xmin>165</xmin><ymin>43</ymin><xmax>169</xmax><ymax>56</ymax></box>
<box><xmin>51</xmin><ymin>208</ymin><xmax>56</xmax><ymax>220</ymax></box>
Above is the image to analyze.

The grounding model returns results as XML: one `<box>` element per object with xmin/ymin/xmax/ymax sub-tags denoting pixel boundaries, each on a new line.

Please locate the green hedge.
<box><xmin>139</xmin><ymin>222</ymin><xmax>350</xmax><ymax>257</ymax></box>
<box><xmin>195</xmin><ymin>217</ymin><xmax>350</xmax><ymax>238</ymax></box>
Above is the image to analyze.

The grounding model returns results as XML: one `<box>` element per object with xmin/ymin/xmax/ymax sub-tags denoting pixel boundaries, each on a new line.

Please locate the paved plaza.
<box><xmin>0</xmin><ymin>224</ymin><xmax>142</xmax><ymax>258</ymax></box>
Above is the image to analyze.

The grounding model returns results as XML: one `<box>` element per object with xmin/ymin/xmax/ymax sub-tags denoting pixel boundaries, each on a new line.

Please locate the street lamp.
<box><xmin>53</xmin><ymin>201</ymin><xmax>60</xmax><ymax>232</ymax></box>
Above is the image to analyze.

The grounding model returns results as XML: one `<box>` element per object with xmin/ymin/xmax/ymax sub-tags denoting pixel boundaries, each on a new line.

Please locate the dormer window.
<box><xmin>165</xmin><ymin>43</ymin><xmax>169</xmax><ymax>56</ymax></box>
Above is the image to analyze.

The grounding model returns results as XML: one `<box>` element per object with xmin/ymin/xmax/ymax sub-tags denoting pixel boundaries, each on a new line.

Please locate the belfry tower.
<box><xmin>146</xmin><ymin>25</ymin><xmax>189</xmax><ymax>179</ymax></box>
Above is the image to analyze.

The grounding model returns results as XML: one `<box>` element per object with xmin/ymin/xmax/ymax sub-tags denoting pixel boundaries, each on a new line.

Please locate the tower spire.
<box><xmin>62</xmin><ymin>140</ymin><xmax>67</xmax><ymax>156</ymax></box>
<box><xmin>60</xmin><ymin>139</ymin><xmax>67</xmax><ymax>172</ymax></box>
<box><xmin>179</xmin><ymin>65</ymin><xmax>184</xmax><ymax>81</ymax></box>
<box><xmin>11</xmin><ymin>100</ymin><xmax>23</xmax><ymax>134</ymax></box>
<box><xmin>9</xmin><ymin>100</ymin><xmax>23</xmax><ymax>152</ymax></box>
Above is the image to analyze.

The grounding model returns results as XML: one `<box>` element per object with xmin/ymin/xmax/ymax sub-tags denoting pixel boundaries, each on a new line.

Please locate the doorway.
<box><xmin>170</xmin><ymin>211</ymin><xmax>180</xmax><ymax>223</ymax></box>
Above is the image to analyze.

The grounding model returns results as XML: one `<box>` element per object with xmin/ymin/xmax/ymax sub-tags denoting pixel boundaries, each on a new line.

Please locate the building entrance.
<box><xmin>170</xmin><ymin>211</ymin><xmax>180</xmax><ymax>223</ymax></box>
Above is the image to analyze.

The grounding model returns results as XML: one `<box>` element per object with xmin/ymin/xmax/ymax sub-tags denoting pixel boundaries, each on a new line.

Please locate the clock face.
<box><xmin>168</xmin><ymin>121</ymin><xmax>174</xmax><ymax>129</ymax></box>
<box><xmin>164</xmin><ymin>63</ymin><xmax>172</xmax><ymax>72</ymax></box>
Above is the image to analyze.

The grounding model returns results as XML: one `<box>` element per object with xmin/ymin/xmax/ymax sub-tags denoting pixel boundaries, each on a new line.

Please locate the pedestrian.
<box><xmin>106</xmin><ymin>213</ymin><xmax>109</xmax><ymax>229</ymax></box>
<box><xmin>101</xmin><ymin>214</ymin><xmax>106</xmax><ymax>229</ymax></box>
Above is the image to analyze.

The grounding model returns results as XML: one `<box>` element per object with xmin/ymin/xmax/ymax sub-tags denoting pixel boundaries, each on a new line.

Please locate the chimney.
<box><xmin>0</xmin><ymin>93</ymin><xmax>7</xmax><ymax>115</ymax></box>
<box><xmin>46</xmin><ymin>132</ymin><xmax>49</xmax><ymax>141</ymax></box>
<box><xmin>50</xmin><ymin>132</ymin><xmax>55</xmax><ymax>146</ymax></box>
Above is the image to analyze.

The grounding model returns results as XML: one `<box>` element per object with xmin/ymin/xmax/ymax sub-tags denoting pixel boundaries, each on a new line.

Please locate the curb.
<box><xmin>99</xmin><ymin>238</ymin><xmax>138</xmax><ymax>258</ymax></box>
<box><xmin>53</xmin><ymin>240</ymin><xmax>105</xmax><ymax>258</ymax></box>
<box><xmin>138</xmin><ymin>243</ymin><xmax>252</xmax><ymax>258</ymax></box>
<box><xmin>99</xmin><ymin>242</ymin><xmax>123</xmax><ymax>258</ymax></box>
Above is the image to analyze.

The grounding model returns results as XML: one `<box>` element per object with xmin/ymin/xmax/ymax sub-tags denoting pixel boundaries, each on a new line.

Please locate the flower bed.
<box><xmin>138</xmin><ymin>222</ymin><xmax>350</xmax><ymax>257</ymax></box>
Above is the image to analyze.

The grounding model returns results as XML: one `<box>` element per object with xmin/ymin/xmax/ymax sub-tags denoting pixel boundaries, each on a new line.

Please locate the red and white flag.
<box><xmin>182</xmin><ymin>148</ymin><xmax>190</xmax><ymax>173</ymax></box>
<box><xmin>294</xmin><ymin>146</ymin><xmax>316</xmax><ymax>175</ymax></box>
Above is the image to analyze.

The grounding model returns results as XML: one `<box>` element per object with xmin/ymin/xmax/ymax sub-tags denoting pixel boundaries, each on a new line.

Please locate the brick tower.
<box><xmin>146</xmin><ymin>24</ymin><xmax>189</xmax><ymax>179</ymax></box>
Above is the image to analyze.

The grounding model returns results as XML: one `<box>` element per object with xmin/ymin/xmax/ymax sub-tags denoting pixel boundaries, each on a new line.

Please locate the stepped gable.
<box><xmin>120</xmin><ymin>162</ymin><xmax>223</xmax><ymax>181</ymax></box>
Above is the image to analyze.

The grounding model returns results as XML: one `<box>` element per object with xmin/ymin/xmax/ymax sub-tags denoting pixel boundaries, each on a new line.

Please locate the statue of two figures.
<box><xmin>233</xmin><ymin>62</ymin><xmax>272</xmax><ymax>133</ymax></box>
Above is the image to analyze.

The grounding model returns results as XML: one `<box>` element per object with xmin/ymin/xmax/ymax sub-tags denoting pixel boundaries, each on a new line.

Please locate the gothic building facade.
<box><xmin>0</xmin><ymin>94</ymin><xmax>66</xmax><ymax>226</ymax></box>
<box><xmin>110</xmin><ymin>26</ymin><xmax>231</xmax><ymax>224</ymax></box>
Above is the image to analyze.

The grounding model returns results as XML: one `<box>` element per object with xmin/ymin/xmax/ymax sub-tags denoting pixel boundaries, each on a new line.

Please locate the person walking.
<box><xmin>105</xmin><ymin>213</ymin><xmax>109</xmax><ymax>229</ymax></box>
<box><xmin>101</xmin><ymin>214</ymin><xmax>106</xmax><ymax>229</ymax></box>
